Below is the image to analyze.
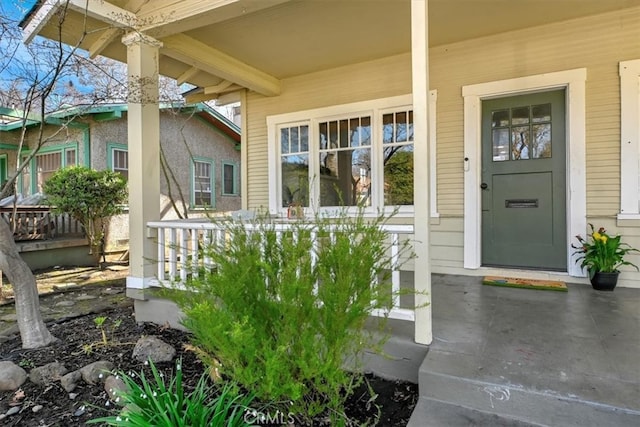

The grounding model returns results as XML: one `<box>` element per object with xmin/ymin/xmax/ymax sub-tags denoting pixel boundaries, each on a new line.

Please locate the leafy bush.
<box><xmin>43</xmin><ymin>166</ymin><xmax>127</xmax><ymax>255</ymax></box>
<box><xmin>168</xmin><ymin>209</ymin><xmax>413</xmax><ymax>425</ymax></box>
<box><xmin>89</xmin><ymin>358</ymin><xmax>254</xmax><ymax>427</ymax></box>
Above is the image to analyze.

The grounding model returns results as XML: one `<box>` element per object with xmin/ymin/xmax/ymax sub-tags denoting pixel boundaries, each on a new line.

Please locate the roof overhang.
<box><xmin>21</xmin><ymin>0</ymin><xmax>640</xmax><ymax>101</ymax></box>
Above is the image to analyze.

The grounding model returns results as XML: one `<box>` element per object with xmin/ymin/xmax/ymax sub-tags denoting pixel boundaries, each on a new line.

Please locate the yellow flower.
<box><xmin>592</xmin><ymin>232</ymin><xmax>608</xmax><ymax>244</ymax></box>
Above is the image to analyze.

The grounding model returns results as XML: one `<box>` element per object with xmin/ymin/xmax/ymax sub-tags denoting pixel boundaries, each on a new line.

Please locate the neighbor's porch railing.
<box><xmin>0</xmin><ymin>206</ymin><xmax>84</xmax><ymax>241</ymax></box>
<box><xmin>146</xmin><ymin>218</ymin><xmax>415</xmax><ymax>322</ymax></box>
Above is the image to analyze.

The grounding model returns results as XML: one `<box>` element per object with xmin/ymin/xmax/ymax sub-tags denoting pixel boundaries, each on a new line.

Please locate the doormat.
<box><xmin>483</xmin><ymin>276</ymin><xmax>567</xmax><ymax>292</ymax></box>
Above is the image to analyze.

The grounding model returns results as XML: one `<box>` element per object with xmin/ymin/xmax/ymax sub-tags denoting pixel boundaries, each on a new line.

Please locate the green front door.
<box><xmin>481</xmin><ymin>90</ymin><xmax>566</xmax><ymax>270</ymax></box>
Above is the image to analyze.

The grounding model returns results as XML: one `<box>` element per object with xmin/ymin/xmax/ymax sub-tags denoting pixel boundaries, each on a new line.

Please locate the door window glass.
<box><xmin>492</xmin><ymin>103</ymin><xmax>552</xmax><ymax>161</ymax></box>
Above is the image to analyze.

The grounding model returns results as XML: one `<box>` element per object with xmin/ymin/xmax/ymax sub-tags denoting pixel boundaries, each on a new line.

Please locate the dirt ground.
<box><xmin>0</xmin><ymin>264</ymin><xmax>419</xmax><ymax>426</ymax></box>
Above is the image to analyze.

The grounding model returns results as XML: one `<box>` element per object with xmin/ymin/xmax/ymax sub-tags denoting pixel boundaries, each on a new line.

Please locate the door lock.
<box><xmin>480</xmin><ymin>182</ymin><xmax>488</xmax><ymax>190</ymax></box>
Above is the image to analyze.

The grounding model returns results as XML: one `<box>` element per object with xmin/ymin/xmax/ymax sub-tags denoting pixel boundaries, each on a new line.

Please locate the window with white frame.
<box><xmin>192</xmin><ymin>159</ymin><xmax>214</xmax><ymax>207</ymax></box>
<box><xmin>269</xmin><ymin>95</ymin><xmax>424</xmax><ymax>215</ymax></box>
<box><xmin>222</xmin><ymin>162</ymin><xmax>239</xmax><ymax>195</ymax></box>
<box><xmin>108</xmin><ymin>144</ymin><xmax>128</xmax><ymax>180</ymax></box>
<box><xmin>21</xmin><ymin>145</ymin><xmax>77</xmax><ymax>195</ymax></box>
<box><xmin>619</xmin><ymin>59</ymin><xmax>640</xmax><ymax>219</ymax></box>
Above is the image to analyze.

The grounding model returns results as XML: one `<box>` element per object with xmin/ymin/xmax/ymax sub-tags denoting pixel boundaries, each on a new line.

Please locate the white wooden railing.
<box><xmin>146</xmin><ymin>218</ymin><xmax>415</xmax><ymax>322</ymax></box>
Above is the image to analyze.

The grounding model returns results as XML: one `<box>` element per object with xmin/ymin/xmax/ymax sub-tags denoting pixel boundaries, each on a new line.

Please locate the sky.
<box><xmin>1</xmin><ymin>0</ymin><xmax>36</xmax><ymax>22</ymax></box>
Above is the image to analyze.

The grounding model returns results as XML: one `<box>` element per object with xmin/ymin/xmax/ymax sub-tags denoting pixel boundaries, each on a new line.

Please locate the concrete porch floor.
<box><xmin>409</xmin><ymin>273</ymin><xmax>640</xmax><ymax>426</ymax></box>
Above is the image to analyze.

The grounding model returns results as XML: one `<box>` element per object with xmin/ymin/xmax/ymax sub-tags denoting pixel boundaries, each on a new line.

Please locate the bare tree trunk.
<box><xmin>0</xmin><ymin>220</ymin><xmax>56</xmax><ymax>348</ymax></box>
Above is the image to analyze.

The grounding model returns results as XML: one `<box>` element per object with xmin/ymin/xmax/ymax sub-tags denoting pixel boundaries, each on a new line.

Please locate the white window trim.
<box><xmin>462</xmin><ymin>68</ymin><xmax>587</xmax><ymax>277</ymax></box>
<box><xmin>429</xmin><ymin>89</ymin><xmax>439</xmax><ymax>218</ymax></box>
<box><xmin>267</xmin><ymin>94</ymin><xmax>438</xmax><ymax>218</ymax></box>
<box><xmin>191</xmin><ymin>158</ymin><xmax>215</xmax><ymax>209</ymax></box>
<box><xmin>619</xmin><ymin>59</ymin><xmax>640</xmax><ymax>220</ymax></box>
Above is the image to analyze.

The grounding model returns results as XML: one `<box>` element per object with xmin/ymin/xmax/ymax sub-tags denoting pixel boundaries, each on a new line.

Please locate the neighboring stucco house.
<box><xmin>21</xmin><ymin>0</ymin><xmax>640</xmax><ymax>346</ymax></box>
<box><xmin>0</xmin><ymin>103</ymin><xmax>241</xmax><ymax>262</ymax></box>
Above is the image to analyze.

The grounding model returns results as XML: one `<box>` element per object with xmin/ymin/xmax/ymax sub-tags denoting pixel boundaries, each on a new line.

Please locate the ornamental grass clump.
<box><xmin>572</xmin><ymin>223</ymin><xmax>639</xmax><ymax>278</ymax></box>
<box><xmin>88</xmin><ymin>358</ymin><xmax>254</xmax><ymax>427</ymax></box>
<box><xmin>167</xmin><ymin>209</ymin><xmax>415</xmax><ymax>425</ymax></box>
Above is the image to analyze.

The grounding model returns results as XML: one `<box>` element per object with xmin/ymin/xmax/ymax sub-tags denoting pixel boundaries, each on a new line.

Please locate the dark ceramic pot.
<box><xmin>589</xmin><ymin>271</ymin><xmax>619</xmax><ymax>291</ymax></box>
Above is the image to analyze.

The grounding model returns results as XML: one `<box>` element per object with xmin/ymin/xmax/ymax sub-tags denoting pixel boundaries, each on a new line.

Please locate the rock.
<box><xmin>29</xmin><ymin>362</ymin><xmax>68</xmax><ymax>386</ymax></box>
<box><xmin>75</xmin><ymin>294</ymin><xmax>97</xmax><ymax>301</ymax></box>
<box><xmin>0</xmin><ymin>361</ymin><xmax>27</xmax><ymax>391</ymax></box>
<box><xmin>6</xmin><ymin>406</ymin><xmax>20</xmax><ymax>416</ymax></box>
<box><xmin>101</xmin><ymin>288</ymin><xmax>122</xmax><ymax>295</ymax></box>
<box><xmin>104</xmin><ymin>375</ymin><xmax>128</xmax><ymax>405</ymax></box>
<box><xmin>132</xmin><ymin>336</ymin><xmax>176</xmax><ymax>363</ymax></box>
<box><xmin>32</xmin><ymin>405</ymin><xmax>43</xmax><ymax>413</ymax></box>
<box><xmin>73</xmin><ymin>405</ymin><xmax>86</xmax><ymax>417</ymax></box>
<box><xmin>69</xmin><ymin>392</ymin><xmax>79</xmax><ymax>400</ymax></box>
<box><xmin>80</xmin><ymin>361</ymin><xmax>114</xmax><ymax>385</ymax></box>
<box><xmin>54</xmin><ymin>300</ymin><xmax>75</xmax><ymax>307</ymax></box>
<box><xmin>60</xmin><ymin>370</ymin><xmax>82</xmax><ymax>392</ymax></box>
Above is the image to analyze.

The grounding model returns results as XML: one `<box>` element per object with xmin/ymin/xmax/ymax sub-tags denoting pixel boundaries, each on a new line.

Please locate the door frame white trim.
<box><xmin>462</xmin><ymin>68</ymin><xmax>587</xmax><ymax>277</ymax></box>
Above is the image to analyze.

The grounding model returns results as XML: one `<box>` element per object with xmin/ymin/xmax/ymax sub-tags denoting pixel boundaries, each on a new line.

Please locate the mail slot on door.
<box><xmin>505</xmin><ymin>199</ymin><xmax>538</xmax><ymax>208</ymax></box>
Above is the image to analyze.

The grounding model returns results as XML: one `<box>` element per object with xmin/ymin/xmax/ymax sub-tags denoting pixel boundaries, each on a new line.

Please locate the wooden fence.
<box><xmin>0</xmin><ymin>206</ymin><xmax>84</xmax><ymax>241</ymax></box>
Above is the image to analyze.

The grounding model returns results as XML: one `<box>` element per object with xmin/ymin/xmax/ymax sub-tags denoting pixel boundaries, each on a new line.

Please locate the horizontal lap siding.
<box><xmin>429</xmin><ymin>7</ymin><xmax>640</xmax><ymax>279</ymax></box>
<box><xmin>245</xmin><ymin>7</ymin><xmax>640</xmax><ymax>285</ymax></box>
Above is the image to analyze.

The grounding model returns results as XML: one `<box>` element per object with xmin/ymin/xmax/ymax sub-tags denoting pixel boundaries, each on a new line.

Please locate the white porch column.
<box><xmin>122</xmin><ymin>33</ymin><xmax>162</xmax><ymax>294</ymax></box>
<box><xmin>411</xmin><ymin>0</ymin><xmax>432</xmax><ymax>345</ymax></box>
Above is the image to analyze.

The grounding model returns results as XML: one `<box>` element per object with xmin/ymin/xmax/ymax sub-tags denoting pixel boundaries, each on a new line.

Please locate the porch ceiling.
<box><xmin>25</xmin><ymin>0</ymin><xmax>640</xmax><ymax>98</ymax></box>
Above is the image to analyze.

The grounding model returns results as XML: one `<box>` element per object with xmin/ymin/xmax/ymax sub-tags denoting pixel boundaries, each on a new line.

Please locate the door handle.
<box><xmin>480</xmin><ymin>182</ymin><xmax>488</xmax><ymax>190</ymax></box>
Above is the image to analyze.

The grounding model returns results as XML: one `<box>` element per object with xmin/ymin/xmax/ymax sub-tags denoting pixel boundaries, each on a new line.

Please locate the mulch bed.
<box><xmin>0</xmin><ymin>304</ymin><xmax>418</xmax><ymax>426</ymax></box>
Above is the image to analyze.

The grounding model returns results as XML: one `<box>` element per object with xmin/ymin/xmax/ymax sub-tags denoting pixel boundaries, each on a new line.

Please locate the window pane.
<box><xmin>512</xmin><ymin>126</ymin><xmax>530</xmax><ymax>160</ymax></box>
<box><xmin>223</xmin><ymin>164</ymin><xmax>235</xmax><ymax>194</ymax></box>
<box><xmin>282</xmin><ymin>154</ymin><xmax>309</xmax><ymax>207</ymax></box>
<box><xmin>492</xmin><ymin>128</ymin><xmax>509</xmax><ymax>161</ymax></box>
<box><xmin>36</xmin><ymin>152</ymin><xmax>61</xmax><ymax>193</ymax></box>
<box><xmin>280</xmin><ymin>128</ymin><xmax>290</xmax><ymax>154</ymax></box>
<box><xmin>532</xmin><ymin>124</ymin><xmax>552</xmax><ymax>158</ymax></box>
<box><xmin>113</xmin><ymin>149</ymin><xmax>128</xmax><ymax>180</ymax></box>
<box><xmin>193</xmin><ymin>161</ymin><xmax>212</xmax><ymax>206</ymax></box>
<box><xmin>384</xmin><ymin>145</ymin><xmax>413</xmax><ymax>205</ymax></box>
<box><xmin>492</xmin><ymin>110</ymin><xmax>509</xmax><ymax>127</ymax></box>
<box><xmin>300</xmin><ymin>125</ymin><xmax>309</xmax><ymax>151</ymax></box>
<box><xmin>511</xmin><ymin>106</ymin><xmax>530</xmax><ymax>125</ymax></box>
<box><xmin>319</xmin><ymin>147</ymin><xmax>371</xmax><ymax>207</ymax></box>
<box><xmin>532</xmin><ymin>104</ymin><xmax>551</xmax><ymax>123</ymax></box>
<box><xmin>66</xmin><ymin>149</ymin><xmax>77</xmax><ymax>166</ymax></box>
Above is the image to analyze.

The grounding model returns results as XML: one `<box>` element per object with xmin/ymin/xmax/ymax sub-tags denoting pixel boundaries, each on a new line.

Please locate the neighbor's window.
<box><xmin>21</xmin><ymin>145</ymin><xmax>77</xmax><ymax>195</ymax></box>
<box><xmin>192</xmin><ymin>159</ymin><xmax>213</xmax><ymax>207</ymax></box>
<box><xmin>222</xmin><ymin>162</ymin><xmax>239</xmax><ymax>195</ymax></box>
<box><xmin>112</xmin><ymin>149</ymin><xmax>128</xmax><ymax>180</ymax></box>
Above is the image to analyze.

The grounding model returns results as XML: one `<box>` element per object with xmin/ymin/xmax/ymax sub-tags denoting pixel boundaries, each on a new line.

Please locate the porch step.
<box><xmin>408</xmin><ymin>397</ymin><xmax>542</xmax><ymax>427</ymax></box>
<box><xmin>408</xmin><ymin>350</ymin><xmax>640</xmax><ymax>427</ymax></box>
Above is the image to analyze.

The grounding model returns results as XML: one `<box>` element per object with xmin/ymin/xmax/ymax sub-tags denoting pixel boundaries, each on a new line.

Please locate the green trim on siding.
<box><xmin>0</xmin><ymin>143</ymin><xmax>21</xmax><ymax>151</ymax></box>
<box><xmin>82</xmin><ymin>125</ymin><xmax>90</xmax><ymax>166</ymax></box>
<box><xmin>94</xmin><ymin>110</ymin><xmax>123</xmax><ymax>122</ymax></box>
<box><xmin>0</xmin><ymin>154</ymin><xmax>7</xmax><ymax>185</ymax></box>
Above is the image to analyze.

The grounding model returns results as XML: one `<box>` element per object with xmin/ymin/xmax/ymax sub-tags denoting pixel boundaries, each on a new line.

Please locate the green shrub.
<box><xmin>43</xmin><ymin>166</ymin><xmax>127</xmax><ymax>256</ymax></box>
<box><xmin>88</xmin><ymin>358</ymin><xmax>254</xmax><ymax>427</ymax></box>
<box><xmin>168</xmin><ymin>209</ymin><xmax>413</xmax><ymax>425</ymax></box>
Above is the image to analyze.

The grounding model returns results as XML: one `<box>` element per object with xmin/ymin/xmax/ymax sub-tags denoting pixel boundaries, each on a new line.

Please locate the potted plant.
<box><xmin>572</xmin><ymin>224</ymin><xmax>640</xmax><ymax>291</ymax></box>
